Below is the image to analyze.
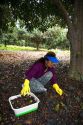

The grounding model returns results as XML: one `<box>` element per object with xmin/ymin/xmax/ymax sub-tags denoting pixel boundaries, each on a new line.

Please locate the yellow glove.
<box><xmin>21</xmin><ymin>79</ymin><xmax>30</xmax><ymax>96</ymax></box>
<box><xmin>53</xmin><ymin>83</ymin><xmax>63</xmax><ymax>96</ymax></box>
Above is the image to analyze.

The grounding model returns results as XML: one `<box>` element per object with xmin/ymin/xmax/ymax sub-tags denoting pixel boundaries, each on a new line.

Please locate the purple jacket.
<box><xmin>25</xmin><ymin>62</ymin><xmax>57</xmax><ymax>85</ymax></box>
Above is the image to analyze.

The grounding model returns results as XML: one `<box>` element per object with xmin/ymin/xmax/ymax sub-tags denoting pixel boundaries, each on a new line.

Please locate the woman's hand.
<box><xmin>21</xmin><ymin>79</ymin><xmax>30</xmax><ymax>96</ymax></box>
<box><xmin>53</xmin><ymin>83</ymin><xmax>63</xmax><ymax>96</ymax></box>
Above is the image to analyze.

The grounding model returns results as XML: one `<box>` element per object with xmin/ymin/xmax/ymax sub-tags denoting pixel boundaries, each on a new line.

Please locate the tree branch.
<box><xmin>51</xmin><ymin>0</ymin><xmax>73</xmax><ymax>29</ymax></box>
<box><xmin>51</xmin><ymin>0</ymin><xmax>77</xmax><ymax>46</ymax></box>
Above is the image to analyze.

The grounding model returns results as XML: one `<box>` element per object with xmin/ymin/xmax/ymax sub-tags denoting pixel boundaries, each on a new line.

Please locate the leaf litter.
<box><xmin>0</xmin><ymin>51</ymin><xmax>83</xmax><ymax>125</ymax></box>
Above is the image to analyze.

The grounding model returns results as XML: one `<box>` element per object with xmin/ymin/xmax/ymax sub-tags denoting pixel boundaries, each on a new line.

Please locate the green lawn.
<box><xmin>0</xmin><ymin>44</ymin><xmax>47</xmax><ymax>51</ymax></box>
<box><xmin>0</xmin><ymin>44</ymin><xmax>70</xmax><ymax>55</ymax></box>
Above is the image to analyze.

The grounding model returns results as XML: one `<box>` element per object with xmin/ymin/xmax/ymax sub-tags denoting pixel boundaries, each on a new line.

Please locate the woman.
<box><xmin>21</xmin><ymin>51</ymin><xmax>63</xmax><ymax>96</ymax></box>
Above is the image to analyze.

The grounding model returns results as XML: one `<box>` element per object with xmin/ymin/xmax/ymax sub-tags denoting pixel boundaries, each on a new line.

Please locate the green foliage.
<box><xmin>38</xmin><ymin>15</ymin><xmax>66</xmax><ymax>32</ymax></box>
<box><xmin>0</xmin><ymin>4</ymin><xmax>15</xmax><ymax>33</ymax></box>
<box><xmin>0</xmin><ymin>25</ymin><xmax>18</xmax><ymax>46</ymax></box>
<box><xmin>31</xmin><ymin>28</ymin><xmax>43</xmax><ymax>37</ymax></box>
<box><xmin>44</xmin><ymin>26</ymin><xmax>69</xmax><ymax>49</ymax></box>
<box><xmin>0</xmin><ymin>24</ymin><xmax>69</xmax><ymax>50</ymax></box>
<box><xmin>0</xmin><ymin>0</ymin><xmax>74</xmax><ymax>32</ymax></box>
<box><xmin>29</xmin><ymin>28</ymin><xmax>44</xmax><ymax>50</ymax></box>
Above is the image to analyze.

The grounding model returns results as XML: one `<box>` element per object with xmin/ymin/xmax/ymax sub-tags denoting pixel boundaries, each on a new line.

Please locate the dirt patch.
<box><xmin>0</xmin><ymin>50</ymin><xmax>83</xmax><ymax>125</ymax></box>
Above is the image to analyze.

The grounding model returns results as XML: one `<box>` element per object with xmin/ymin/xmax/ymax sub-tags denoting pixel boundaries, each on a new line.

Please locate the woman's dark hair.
<box><xmin>44</xmin><ymin>51</ymin><xmax>56</xmax><ymax>58</ymax></box>
<box><xmin>35</xmin><ymin>51</ymin><xmax>56</xmax><ymax>64</ymax></box>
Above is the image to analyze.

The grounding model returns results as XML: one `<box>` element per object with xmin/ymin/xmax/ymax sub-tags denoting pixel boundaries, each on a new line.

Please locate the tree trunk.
<box><xmin>69</xmin><ymin>0</ymin><xmax>83</xmax><ymax>80</ymax></box>
<box><xmin>4</xmin><ymin>40</ymin><xmax>7</xmax><ymax>47</ymax></box>
<box><xmin>53</xmin><ymin>0</ymin><xmax>83</xmax><ymax>80</ymax></box>
<box><xmin>36</xmin><ymin>42</ymin><xmax>39</xmax><ymax>51</ymax></box>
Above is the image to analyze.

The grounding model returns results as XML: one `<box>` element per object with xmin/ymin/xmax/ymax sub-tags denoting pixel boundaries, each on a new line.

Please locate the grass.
<box><xmin>0</xmin><ymin>44</ymin><xmax>70</xmax><ymax>55</ymax></box>
<box><xmin>0</xmin><ymin>44</ymin><xmax>47</xmax><ymax>51</ymax></box>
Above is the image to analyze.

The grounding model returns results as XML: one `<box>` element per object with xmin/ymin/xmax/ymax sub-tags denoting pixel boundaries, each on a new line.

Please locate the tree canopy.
<box><xmin>0</xmin><ymin>0</ymin><xmax>74</xmax><ymax>32</ymax></box>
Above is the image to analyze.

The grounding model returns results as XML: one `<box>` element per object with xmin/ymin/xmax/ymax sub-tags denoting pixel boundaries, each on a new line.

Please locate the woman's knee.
<box><xmin>45</xmin><ymin>71</ymin><xmax>53</xmax><ymax>78</ymax></box>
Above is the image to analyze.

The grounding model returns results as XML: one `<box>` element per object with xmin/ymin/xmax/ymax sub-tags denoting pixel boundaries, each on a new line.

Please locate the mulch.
<box><xmin>0</xmin><ymin>51</ymin><xmax>83</xmax><ymax>125</ymax></box>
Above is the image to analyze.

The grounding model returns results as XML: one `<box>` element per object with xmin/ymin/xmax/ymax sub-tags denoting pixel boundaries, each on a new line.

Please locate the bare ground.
<box><xmin>0</xmin><ymin>50</ymin><xmax>83</xmax><ymax>125</ymax></box>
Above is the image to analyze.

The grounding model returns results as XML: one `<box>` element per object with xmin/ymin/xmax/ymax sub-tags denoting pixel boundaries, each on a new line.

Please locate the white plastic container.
<box><xmin>9</xmin><ymin>92</ymin><xmax>40</xmax><ymax>117</ymax></box>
